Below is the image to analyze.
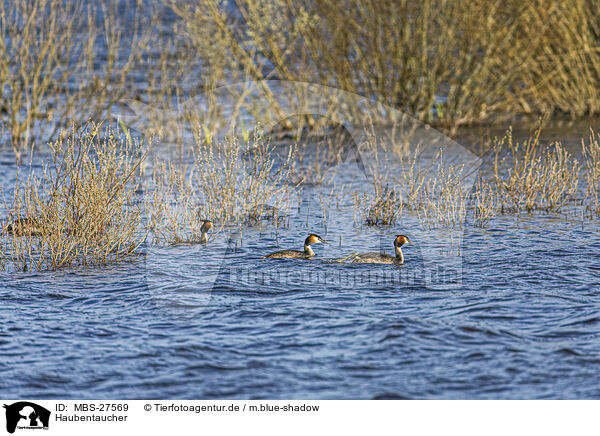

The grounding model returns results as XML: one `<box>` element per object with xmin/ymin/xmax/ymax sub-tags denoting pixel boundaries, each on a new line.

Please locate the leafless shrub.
<box><xmin>351</xmin><ymin>127</ymin><xmax>404</xmax><ymax>226</ymax></box>
<box><xmin>1</xmin><ymin>123</ymin><xmax>148</xmax><ymax>272</ymax></box>
<box><xmin>493</xmin><ymin>128</ymin><xmax>580</xmax><ymax>213</ymax></box>
<box><xmin>0</xmin><ymin>0</ymin><xmax>153</xmax><ymax>159</ymax></box>
<box><xmin>353</xmin><ymin>185</ymin><xmax>402</xmax><ymax>226</ymax></box>
<box><xmin>415</xmin><ymin>154</ymin><xmax>469</xmax><ymax>232</ymax></box>
<box><xmin>146</xmin><ymin>161</ymin><xmax>209</xmax><ymax>245</ymax></box>
<box><xmin>148</xmin><ymin>129</ymin><xmax>294</xmax><ymax>244</ymax></box>
<box><xmin>472</xmin><ymin>176</ymin><xmax>498</xmax><ymax>228</ymax></box>
<box><xmin>166</xmin><ymin>0</ymin><xmax>600</xmax><ymax>133</ymax></box>
<box><xmin>582</xmin><ymin>130</ymin><xmax>600</xmax><ymax>217</ymax></box>
<box><xmin>289</xmin><ymin>134</ymin><xmax>345</xmax><ymax>186</ymax></box>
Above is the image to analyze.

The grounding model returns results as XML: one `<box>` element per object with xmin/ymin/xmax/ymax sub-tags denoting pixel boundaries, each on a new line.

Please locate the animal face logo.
<box><xmin>3</xmin><ymin>402</ymin><xmax>50</xmax><ymax>434</ymax></box>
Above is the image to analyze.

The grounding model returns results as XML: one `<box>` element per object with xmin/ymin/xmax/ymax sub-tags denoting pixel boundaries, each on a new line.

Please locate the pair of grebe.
<box><xmin>262</xmin><ymin>234</ymin><xmax>412</xmax><ymax>265</ymax></box>
<box><xmin>201</xmin><ymin>222</ymin><xmax>411</xmax><ymax>264</ymax></box>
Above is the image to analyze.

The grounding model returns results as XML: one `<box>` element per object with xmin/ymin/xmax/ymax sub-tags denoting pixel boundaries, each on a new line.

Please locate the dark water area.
<box><xmin>2</xmin><ymin>128</ymin><xmax>600</xmax><ymax>399</ymax></box>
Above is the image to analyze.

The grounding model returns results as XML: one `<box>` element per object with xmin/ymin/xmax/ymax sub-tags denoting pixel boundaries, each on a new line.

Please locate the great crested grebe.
<box><xmin>337</xmin><ymin>235</ymin><xmax>412</xmax><ymax>264</ymax></box>
<box><xmin>199</xmin><ymin>219</ymin><xmax>212</xmax><ymax>243</ymax></box>
<box><xmin>4</xmin><ymin>217</ymin><xmax>42</xmax><ymax>237</ymax></box>
<box><xmin>262</xmin><ymin>234</ymin><xmax>327</xmax><ymax>259</ymax></box>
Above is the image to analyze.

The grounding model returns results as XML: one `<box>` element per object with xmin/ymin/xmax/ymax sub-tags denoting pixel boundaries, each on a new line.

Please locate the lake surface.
<box><xmin>2</xmin><ymin>129</ymin><xmax>600</xmax><ymax>400</ymax></box>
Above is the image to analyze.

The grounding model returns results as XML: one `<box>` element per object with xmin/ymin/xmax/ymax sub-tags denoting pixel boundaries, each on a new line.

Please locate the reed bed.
<box><xmin>0</xmin><ymin>124</ymin><xmax>148</xmax><ymax>272</ymax></box>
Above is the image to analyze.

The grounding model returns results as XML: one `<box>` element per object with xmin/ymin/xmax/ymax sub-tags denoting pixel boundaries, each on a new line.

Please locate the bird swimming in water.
<box><xmin>336</xmin><ymin>235</ymin><xmax>412</xmax><ymax>264</ymax></box>
<box><xmin>199</xmin><ymin>219</ymin><xmax>212</xmax><ymax>243</ymax></box>
<box><xmin>261</xmin><ymin>234</ymin><xmax>327</xmax><ymax>259</ymax></box>
<box><xmin>4</xmin><ymin>217</ymin><xmax>42</xmax><ymax>237</ymax></box>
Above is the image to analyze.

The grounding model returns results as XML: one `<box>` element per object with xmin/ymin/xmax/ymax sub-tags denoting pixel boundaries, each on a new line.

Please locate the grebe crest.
<box><xmin>394</xmin><ymin>235</ymin><xmax>412</xmax><ymax>247</ymax></box>
<box><xmin>262</xmin><ymin>233</ymin><xmax>327</xmax><ymax>259</ymax></box>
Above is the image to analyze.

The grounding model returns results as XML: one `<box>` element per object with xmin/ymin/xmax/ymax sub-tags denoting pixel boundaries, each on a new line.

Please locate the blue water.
<box><xmin>2</xmin><ymin>201</ymin><xmax>600</xmax><ymax>399</ymax></box>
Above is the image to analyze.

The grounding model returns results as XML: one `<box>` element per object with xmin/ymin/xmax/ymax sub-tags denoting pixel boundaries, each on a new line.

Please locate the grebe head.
<box><xmin>200</xmin><ymin>220</ymin><xmax>213</xmax><ymax>233</ymax></box>
<box><xmin>305</xmin><ymin>234</ymin><xmax>326</xmax><ymax>246</ymax></box>
<box><xmin>394</xmin><ymin>235</ymin><xmax>412</xmax><ymax>247</ymax></box>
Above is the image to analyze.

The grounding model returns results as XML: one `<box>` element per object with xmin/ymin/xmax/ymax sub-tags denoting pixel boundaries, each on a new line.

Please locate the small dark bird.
<box><xmin>5</xmin><ymin>218</ymin><xmax>42</xmax><ymax>237</ymax></box>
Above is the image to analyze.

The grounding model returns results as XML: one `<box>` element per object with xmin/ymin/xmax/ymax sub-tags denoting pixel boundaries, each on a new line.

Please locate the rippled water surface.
<box><xmin>1</xmin><ymin>138</ymin><xmax>600</xmax><ymax>400</ymax></box>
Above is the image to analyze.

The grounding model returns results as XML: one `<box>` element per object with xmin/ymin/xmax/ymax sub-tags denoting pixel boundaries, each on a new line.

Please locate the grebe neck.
<box><xmin>304</xmin><ymin>244</ymin><xmax>315</xmax><ymax>256</ymax></box>
<box><xmin>200</xmin><ymin>230</ymin><xmax>208</xmax><ymax>243</ymax></box>
<box><xmin>395</xmin><ymin>245</ymin><xmax>404</xmax><ymax>264</ymax></box>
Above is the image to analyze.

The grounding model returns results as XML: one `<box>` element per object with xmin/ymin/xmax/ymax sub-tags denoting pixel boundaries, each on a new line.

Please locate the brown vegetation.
<box><xmin>147</xmin><ymin>129</ymin><xmax>294</xmax><ymax>244</ymax></box>
<box><xmin>167</xmin><ymin>0</ymin><xmax>600</xmax><ymax>134</ymax></box>
<box><xmin>1</xmin><ymin>123</ymin><xmax>148</xmax><ymax>272</ymax></box>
